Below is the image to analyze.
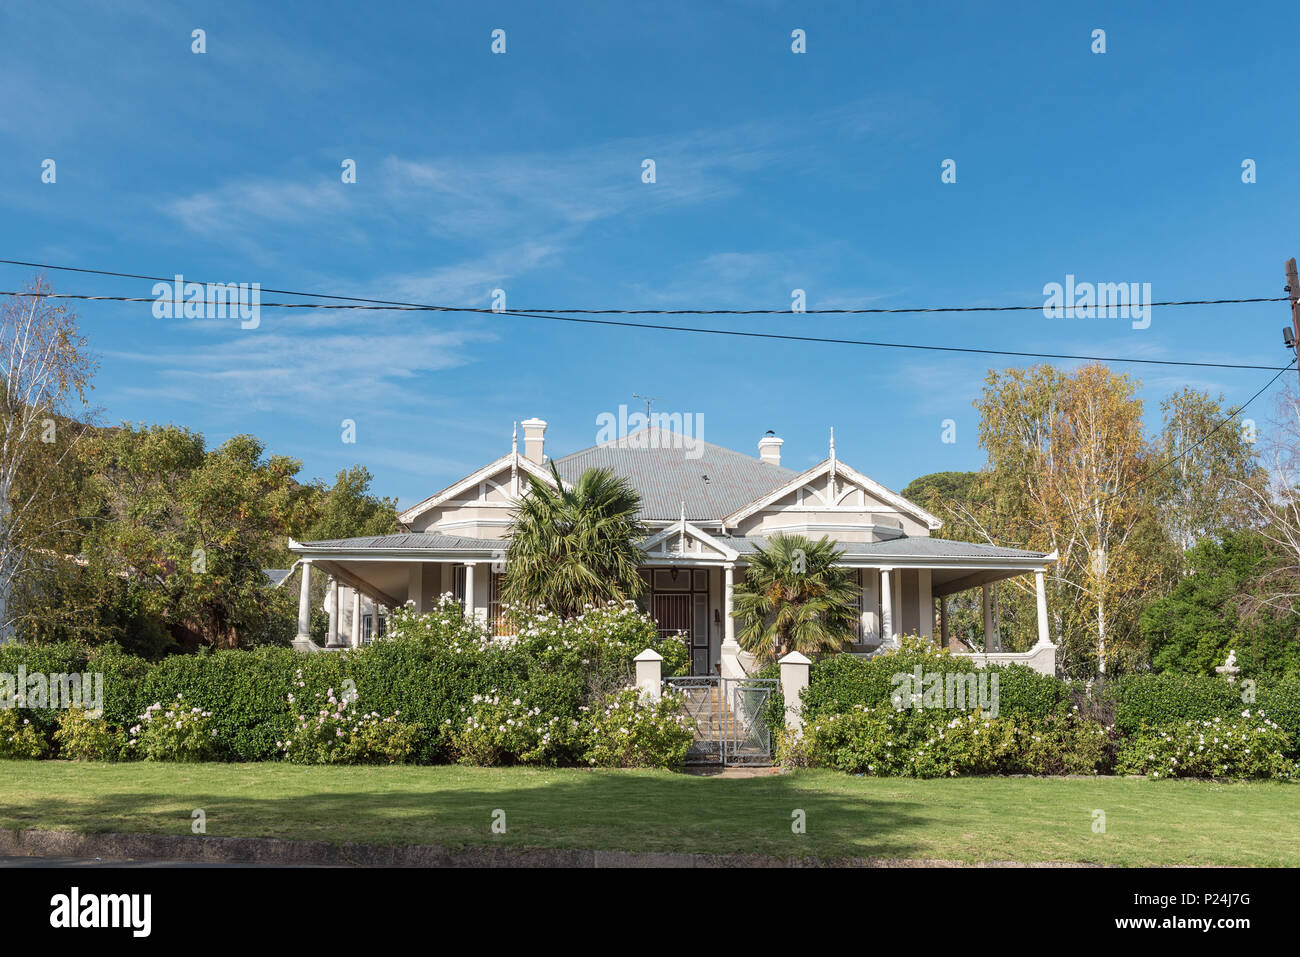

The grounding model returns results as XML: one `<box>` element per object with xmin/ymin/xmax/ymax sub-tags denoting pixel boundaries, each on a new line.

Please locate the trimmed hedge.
<box><xmin>799</xmin><ymin>647</ymin><xmax>1063</xmax><ymax>721</ymax></box>
<box><xmin>0</xmin><ymin>600</ymin><xmax>688</xmax><ymax>766</ymax></box>
<box><xmin>768</xmin><ymin>644</ymin><xmax>1299</xmax><ymax>776</ymax></box>
<box><xmin>6</xmin><ymin>622</ymin><xmax>1298</xmax><ymax>774</ymax></box>
<box><xmin>1107</xmin><ymin>672</ymin><xmax>1241</xmax><ymax>735</ymax></box>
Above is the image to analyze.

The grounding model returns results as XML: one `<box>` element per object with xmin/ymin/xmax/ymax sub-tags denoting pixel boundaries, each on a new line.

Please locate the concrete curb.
<box><xmin>0</xmin><ymin>828</ymin><xmax>1094</xmax><ymax>868</ymax></box>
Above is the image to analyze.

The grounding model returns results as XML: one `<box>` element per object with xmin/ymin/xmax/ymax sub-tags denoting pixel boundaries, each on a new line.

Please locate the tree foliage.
<box><xmin>1151</xmin><ymin>387</ymin><xmax>1263</xmax><ymax>556</ymax></box>
<box><xmin>0</xmin><ymin>281</ymin><xmax>97</xmax><ymax>638</ymax></box>
<box><xmin>732</xmin><ymin>534</ymin><xmax>860</xmax><ymax>662</ymax></box>
<box><xmin>77</xmin><ymin>425</ymin><xmax>311</xmax><ymax>649</ymax></box>
<box><xmin>502</xmin><ymin>463</ymin><xmax>648</xmax><ymax>618</ymax></box>
<box><xmin>1139</xmin><ymin>530</ymin><xmax>1300</xmax><ymax>680</ymax></box>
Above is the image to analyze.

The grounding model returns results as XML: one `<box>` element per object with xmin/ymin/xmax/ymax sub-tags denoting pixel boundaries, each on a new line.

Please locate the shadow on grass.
<box><xmin>0</xmin><ymin>769</ymin><xmax>933</xmax><ymax>860</ymax></box>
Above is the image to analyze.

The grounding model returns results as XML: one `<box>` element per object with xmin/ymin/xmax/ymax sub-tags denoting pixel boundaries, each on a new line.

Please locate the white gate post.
<box><xmin>778</xmin><ymin>651</ymin><xmax>812</xmax><ymax>734</ymax></box>
<box><xmin>634</xmin><ymin>648</ymin><xmax>663</xmax><ymax>702</ymax></box>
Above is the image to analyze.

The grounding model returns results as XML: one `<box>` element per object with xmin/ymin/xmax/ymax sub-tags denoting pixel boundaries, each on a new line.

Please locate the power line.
<box><xmin>1102</xmin><ymin>358</ymin><xmax>1292</xmax><ymax>509</ymax></box>
<box><xmin>0</xmin><ymin>257</ymin><xmax>1291</xmax><ymax>315</ymax></box>
<box><xmin>2</xmin><ymin>289</ymin><xmax>1290</xmax><ymax>372</ymax></box>
<box><xmin>937</xmin><ymin>359</ymin><xmax>1294</xmax><ymax>537</ymax></box>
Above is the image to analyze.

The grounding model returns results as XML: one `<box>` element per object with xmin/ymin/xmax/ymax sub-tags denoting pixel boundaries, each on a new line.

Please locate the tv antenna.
<box><xmin>632</xmin><ymin>393</ymin><xmax>662</xmax><ymax>418</ymax></box>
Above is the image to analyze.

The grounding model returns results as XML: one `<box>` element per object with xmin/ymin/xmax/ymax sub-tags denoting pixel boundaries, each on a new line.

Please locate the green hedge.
<box><xmin>7</xmin><ymin>626</ymin><xmax>1299</xmax><ymax>772</ymax></box>
<box><xmin>800</xmin><ymin>649</ymin><xmax>1062</xmax><ymax>721</ymax></box>
<box><xmin>0</xmin><ymin>641</ymin><xmax>95</xmax><ymax>736</ymax></box>
<box><xmin>0</xmin><ymin>600</ymin><xmax>683</xmax><ymax>765</ymax></box>
<box><xmin>1107</xmin><ymin>673</ymin><xmax>1242</xmax><ymax>735</ymax></box>
<box><xmin>1257</xmin><ymin>676</ymin><xmax>1300</xmax><ymax>753</ymax></box>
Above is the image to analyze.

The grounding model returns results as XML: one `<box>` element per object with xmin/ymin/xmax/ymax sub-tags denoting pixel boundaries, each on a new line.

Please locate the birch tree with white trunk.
<box><xmin>0</xmin><ymin>279</ymin><xmax>96</xmax><ymax>640</ymax></box>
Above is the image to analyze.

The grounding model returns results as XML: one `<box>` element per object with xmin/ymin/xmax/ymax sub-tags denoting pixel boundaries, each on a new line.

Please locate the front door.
<box><xmin>649</xmin><ymin>568</ymin><xmax>711</xmax><ymax>675</ymax></box>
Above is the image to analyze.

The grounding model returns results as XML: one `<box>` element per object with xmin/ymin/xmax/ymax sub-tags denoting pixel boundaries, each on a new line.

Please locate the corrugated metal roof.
<box><xmin>300</xmin><ymin>532</ymin><xmax>502</xmax><ymax>552</ymax></box>
<box><xmin>552</xmin><ymin>427</ymin><xmax>796</xmax><ymax>521</ymax></box>
<box><xmin>854</xmin><ymin>537</ymin><xmax>1045</xmax><ymax>558</ymax></box>
<box><xmin>718</xmin><ymin>535</ymin><xmax>1045</xmax><ymax>559</ymax></box>
<box><xmin>297</xmin><ymin>530</ymin><xmax>1044</xmax><ymax>562</ymax></box>
<box><xmin>263</xmin><ymin>568</ymin><xmax>292</xmax><ymax>586</ymax></box>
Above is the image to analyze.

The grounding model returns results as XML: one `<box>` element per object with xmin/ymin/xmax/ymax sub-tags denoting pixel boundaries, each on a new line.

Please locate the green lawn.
<box><xmin>1</xmin><ymin>761</ymin><xmax>1296</xmax><ymax>865</ymax></box>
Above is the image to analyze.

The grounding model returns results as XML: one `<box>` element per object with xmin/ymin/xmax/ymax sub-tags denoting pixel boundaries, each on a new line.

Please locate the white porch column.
<box><xmin>981</xmin><ymin>584</ymin><xmax>1000</xmax><ymax>653</ymax></box>
<box><xmin>464</xmin><ymin>562</ymin><xmax>477</xmax><ymax>622</ymax></box>
<box><xmin>326</xmin><ymin>579</ymin><xmax>344</xmax><ymax>647</ymax></box>
<box><xmin>879</xmin><ymin>567</ymin><xmax>894</xmax><ymax>645</ymax></box>
<box><xmin>720</xmin><ymin>564</ymin><xmax>743</xmax><ymax>678</ymax></box>
<box><xmin>917</xmin><ymin>568</ymin><xmax>933</xmax><ymax>639</ymax></box>
<box><xmin>861</xmin><ymin>567</ymin><xmax>878</xmax><ymax>642</ymax></box>
<box><xmin>296</xmin><ymin>560</ymin><xmax>313</xmax><ymax>640</ymax></box>
<box><xmin>1034</xmin><ymin>570</ymin><xmax>1052</xmax><ymax>647</ymax></box>
<box><xmin>350</xmin><ymin>589</ymin><xmax>362</xmax><ymax>649</ymax></box>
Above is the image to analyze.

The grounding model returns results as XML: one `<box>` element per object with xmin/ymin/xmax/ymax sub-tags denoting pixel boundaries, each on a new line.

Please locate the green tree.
<box><xmin>1140</xmin><ymin>530</ymin><xmax>1300</xmax><ymax>680</ymax></box>
<box><xmin>502</xmin><ymin>463</ymin><xmax>647</xmax><ymax>618</ymax></box>
<box><xmin>976</xmin><ymin>363</ymin><xmax>1164</xmax><ymax>677</ymax></box>
<box><xmin>298</xmin><ymin>465</ymin><xmax>399</xmax><ymax>545</ymax></box>
<box><xmin>1</xmin><ymin>281</ymin><xmax>97</xmax><ymax>639</ymax></box>
<box><xmin>82</xmin><ymin>424</ymin><xmax>312</xmax><ymax>649</ymax></box>
<box><xmin>731</xmin><ymin>534</ymin><xmax>859</xmax><ymax>662</ymax></box>
<box><xmin>1152</xmin><ymin>388</ymin><xmax>1263</xmax><ymax>556</ymax></box>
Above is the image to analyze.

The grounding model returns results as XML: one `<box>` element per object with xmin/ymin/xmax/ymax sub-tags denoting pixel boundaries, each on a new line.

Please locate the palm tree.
<box><xmin>502</xmin><ymin>463</ymin><xmax>648</xmax><ymax>618</ymax></box>
<box><xmin>732</xmin><ymin>534</ymin><xmax>859</xmax><ymax>661</ymax></box>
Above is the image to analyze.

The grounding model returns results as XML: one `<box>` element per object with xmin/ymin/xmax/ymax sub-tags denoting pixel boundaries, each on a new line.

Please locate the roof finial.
<box><xmin>510</xmin><ymin>422</ymin><xmax>519</xmax><ymax>496</ymax></box>
<box><xmin>829</xmin><ymin>426</ymin><xmax>837</xmax><ymax>497</ymax></box>
<box><xmin>679</xmin><ymin>500</ymin><xmax>687</xmax><ymax>551</ymax></box>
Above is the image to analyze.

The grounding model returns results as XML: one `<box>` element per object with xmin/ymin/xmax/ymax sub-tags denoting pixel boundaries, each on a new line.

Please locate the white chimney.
<box><xmin>521</xmin><ymin>418</ymin><xmax>547</xmax><ymax>463</ymax></box>
<box><xmin>758</xmin><ymin>432</ymin><xmax>783</xmax><ymax>466</ymax></box>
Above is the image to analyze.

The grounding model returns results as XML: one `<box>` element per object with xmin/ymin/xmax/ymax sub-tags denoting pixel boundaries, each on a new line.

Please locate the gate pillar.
<box><xmin>778</xmin><ymin>651</ymin><xmax>812</xmax><ymax>735</ymax></box>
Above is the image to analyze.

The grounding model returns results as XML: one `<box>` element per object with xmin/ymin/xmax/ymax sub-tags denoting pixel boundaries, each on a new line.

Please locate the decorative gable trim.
<box><xmin>641</xmin><ymin>521</ymin><xmax>740</xmax><ymax>562</ymax></box>
<box><xmin>397</xmin><ymin>453</ymin><xmax>560</xmax><ymax>526</ymax></box>
<box><xmin>722</xmin><ymin>458</ymin><xmax>943</xmax><ymax>531</ymax></box>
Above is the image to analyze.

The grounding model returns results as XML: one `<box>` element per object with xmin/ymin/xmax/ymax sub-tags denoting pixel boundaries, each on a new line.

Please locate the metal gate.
<box><xmin>663</xmin><ymin>675</ymin><xmax>777</xmax><ymax>766</ymax></box>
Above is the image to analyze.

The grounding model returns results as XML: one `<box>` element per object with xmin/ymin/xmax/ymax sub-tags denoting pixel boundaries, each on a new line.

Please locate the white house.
<box><xmin>286</xmin><ymin>419</ymin><xmax>1058</xmax><ymax>675</ymax></box>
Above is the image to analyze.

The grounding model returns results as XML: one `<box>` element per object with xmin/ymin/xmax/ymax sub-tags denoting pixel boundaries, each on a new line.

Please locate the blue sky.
<box><xmin>2</xmin><ymin>1</ymin><xmax>1296</xmax><ymax>508</ymax></box>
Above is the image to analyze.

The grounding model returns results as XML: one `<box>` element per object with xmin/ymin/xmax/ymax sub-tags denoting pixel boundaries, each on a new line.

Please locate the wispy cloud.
<box><xmin>157</xmin><ymin>96</ymin><xmax>918</xmax><ymax>299</ymax></box>
<box><xmin>108</xmin><ymin>313</ymin><xmax>493</xmax><ymax>411</ymax></box>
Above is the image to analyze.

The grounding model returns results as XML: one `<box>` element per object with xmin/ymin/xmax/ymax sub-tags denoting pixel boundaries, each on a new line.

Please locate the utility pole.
<box><xmin>1286</xmin><ymin>258</ymin><xmax>1300</xmax><ymax>386</ymax></box>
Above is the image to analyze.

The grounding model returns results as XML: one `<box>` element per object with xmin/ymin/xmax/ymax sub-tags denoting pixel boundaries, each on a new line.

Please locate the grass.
<box><xmin>0</xmin><ymin>761</ymin><xmax>1296</xmax><ymax>865</ymax></box>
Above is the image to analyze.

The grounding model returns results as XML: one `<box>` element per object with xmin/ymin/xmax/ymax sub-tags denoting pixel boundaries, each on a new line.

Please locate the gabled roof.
<box><xmin>721</xmin><ymin>457</ymin><xmax>943</xmax><ymax>531</ymax></box>
<box><xmin>553</xmin><ymin>427</ymin><xmax>796</xmax><ymax>522</ymax></box>
<box><xmin>397</xmin><ymin>452</ymin><xmax>559</xmax><ymax>526</ymax></box>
